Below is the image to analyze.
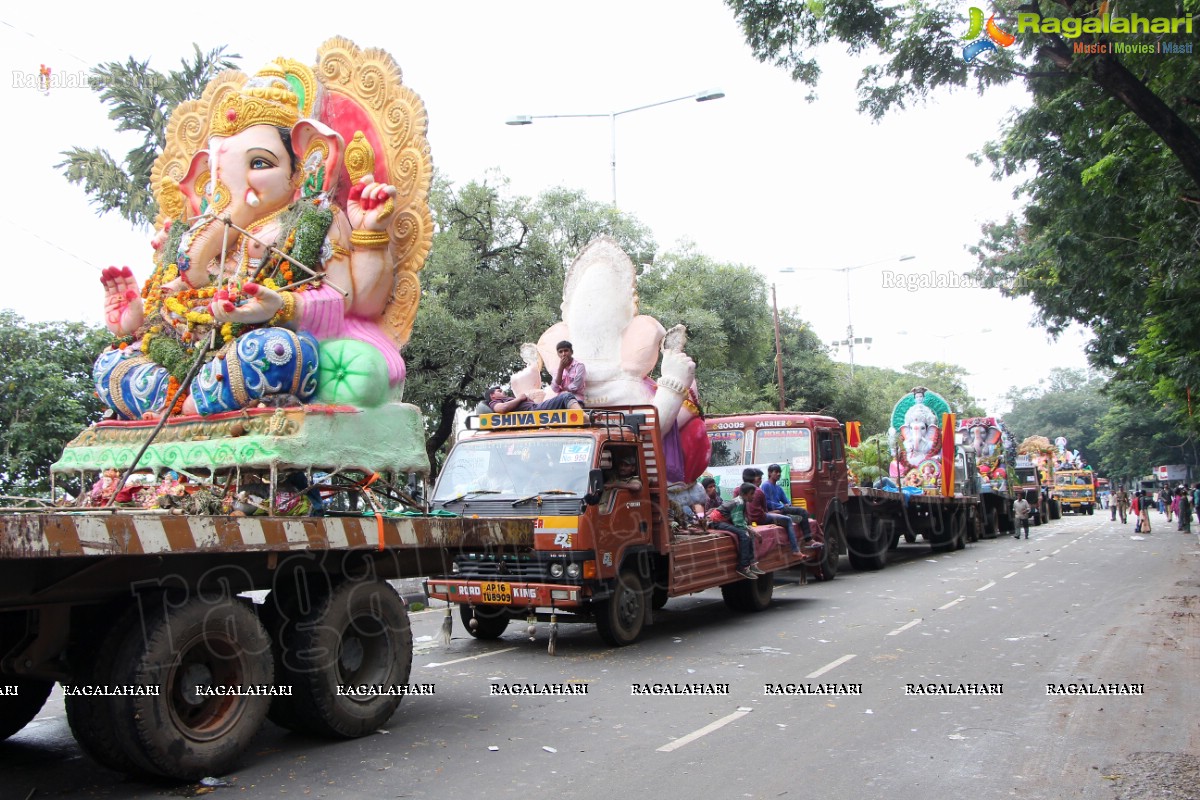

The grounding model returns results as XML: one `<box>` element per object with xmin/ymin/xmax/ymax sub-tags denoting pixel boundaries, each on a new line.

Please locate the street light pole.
<box><xmin>507</xmin><ymin>89</ymin><xmax>725</xmax><ymax>206</ymax></box>
<box><xmin>822</xmin><ymin>255</ymin><xmax>915</xmax><ymax>378</ymax></box>
<box><xmin>772</xmin><ymin>283</ymin><xmax>786</xmax><ymax>411</ymax></box>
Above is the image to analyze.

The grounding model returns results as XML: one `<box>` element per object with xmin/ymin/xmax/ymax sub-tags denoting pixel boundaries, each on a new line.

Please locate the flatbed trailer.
<box><xmin>844</xmin><ymin>486</ymin><xmax>982</xmax><ymax>566</ymax></box>
<box><xmin>0</xmin><ymin>506</ymin><xmax>526</xmax><ymax>780</ymax></box>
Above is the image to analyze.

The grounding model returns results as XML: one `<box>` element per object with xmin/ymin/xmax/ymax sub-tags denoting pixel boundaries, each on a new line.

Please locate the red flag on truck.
<box><xmin>941</xmin><ymin>412</ymin><xmax>956</xmax><ymax>497</ymax></box>
<box><xmin>846</xmin><ymin>421</ymin><xmax>862</xmax><ymax>447</ymax></box>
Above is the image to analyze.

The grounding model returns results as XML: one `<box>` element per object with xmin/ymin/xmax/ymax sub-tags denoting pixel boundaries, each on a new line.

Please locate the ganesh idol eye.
<box><xmin>250</xmin><ymin>157</ymin><xmax>276</xmax><ymax>170</ymax></box>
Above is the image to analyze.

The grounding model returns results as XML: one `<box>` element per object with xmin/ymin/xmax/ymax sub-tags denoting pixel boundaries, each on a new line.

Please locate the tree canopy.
<box><xmin>726</xmin><ymin>0</ymin><xmax>1200</xmax><ymax>432</ymax></box>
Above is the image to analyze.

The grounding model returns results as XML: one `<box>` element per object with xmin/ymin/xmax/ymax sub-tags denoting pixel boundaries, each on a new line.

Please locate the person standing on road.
<box><xmin>1176</xmin><ymin>487</ymin><xmax>1192</xmax><ymax>533</ymax></box>
<box><xmin>1114</xmin><ymin>487</ymin><xmax>1129</xmax><ymax>524</ymax></box>
<box><xmin>1014</xmin><ymin>494</ymin><xmax>1032</xmax><ymax>539</ymax></box>
<box><xmin>1138</xmin><ymin>491</ymin><xmax>1153</xmax><ymax>533</ymax></box>
<box><xmin>1162</xmin><ymin>489</ymin><xmax>1173</xmax><ymax>523</ymax></box>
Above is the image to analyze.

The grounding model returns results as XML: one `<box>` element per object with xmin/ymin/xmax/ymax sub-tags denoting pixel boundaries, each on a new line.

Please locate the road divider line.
<box><xmin>657</xmin><ymin>708</ymin><xmax>752</xmax><ymax>752</ymax></box>
<box><xmin>1039</xmin><ymin>556</ymin><xmax>1050</xmax><ymax>561</ymax></box>
<box><xmin>1053</xmin><ymin>549</ymin><xmax>1062</xmax><ymax>555</ymax></box>
<box><xmin>424</xmin><ymin>647</ymin><xmax>518</xmax><ymax>668</ymax></box>
<box><xmin>1023</xmin><ymin>562</ymin><xmax>1036</xmax><ymax>569</ymax></box>
<box><xmin>805</xmin><ymin>654</ymin><xmax>857</xmax><ymax>678</ymax></box>
<box><xmin>1003</xmin><ymin>571</ymin><xmax>1018</xmax><ymax>579</ymax></box>
<box><xmin>887</xmin><ymin>619</ymin><xmax>922</xmax><ymax>636</ymax></box>
<box><xmin>975</xmin><ymin>580</ymin><xmax>996</xmax><ymax>592</ymax></box>
<box><xmin>937</xmin><ymin>597</ymin><xmax>965</xmax><ymax>611</ymax></box>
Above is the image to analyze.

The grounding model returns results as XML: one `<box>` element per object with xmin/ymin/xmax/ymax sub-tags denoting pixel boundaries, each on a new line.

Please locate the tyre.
<box><xmin>107</xmin><ymin>595</ymin><xmax>274</xmax><ymax>780</ymax></box>
<box><xmin>281</xmin><ymin>580</ymin><xmax>413</xmax><ymax>738</ymax></box>
<box><xmin>721</xmin><ymin>573</ymin><xmax>774</xmax><ymax>612</ymax></box>
<box><xmin>459</xmin><ymin>603</ymin><xmax>511</xmax><ymax>640</ymax></box>
<box><xmin>1086</xmin><ymin>505</ymin><xmax>1094</xmax><ymax>515</ymax></box>
<box><xmin>0</xmin><ymin>678</ymin><xmax>54</xmax><ymax>741</ymax></box>
<box><xmin>595</xmin><ymin>568</ymin><xmax>647</xmax><ymax>646</ymax></box>
<box><xmin>65</xmin><ymin>603</ymin><xmax>148</xmax><ymax>773</ymax></box>
<box><xmin>810</xmin><ymin>519</ymin><xmax>841</xmax><ymax>581</ymax></box>
<box><xmin>903</xmin><ymin>530</ymin><xmax>917</xmax><ymax>544</ymax></box>
<box><xmin>848</xmin><ymin>517</ymin><xmax>888</xmax><ymax>571</ymax></box>
<box><xmin>983</xmin><ymin>509</ymin><xmax>1000</xmax><ymax>540</ymax></box>
<box><xmin>651</xmin><ymin>584</ymin><xmax>670</xmax><ymax>611</ymax></box>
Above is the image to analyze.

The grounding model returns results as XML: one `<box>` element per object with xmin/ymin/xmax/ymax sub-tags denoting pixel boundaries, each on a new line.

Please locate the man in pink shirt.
<box><xmin>551</xmin><ymin>340</ymin><xmax>587</xmax><ymax>402</ymax></box>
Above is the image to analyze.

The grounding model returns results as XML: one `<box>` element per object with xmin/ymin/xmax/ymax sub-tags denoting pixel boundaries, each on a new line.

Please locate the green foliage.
<box><xmin>58</xmin><ymin>45</ymin><xmax>239</xmax><ymax>228</ymax></box>
<box><xmin>0</xmin><ymin>312</ymin><xmax>107</xmax><ymax>496</ymax></box>
<box><xmin>1002</xmin><ymin>369</ymin><xmax>1111</xmax><ymax>467</ymax></box>
<box><xmin>725</xmin><ymin>0</ymin><xmax>1200</xmax><ymax>432</ymax></box>
<box><xmin>847</xmin><ymin>433</ymin><xmax>889</xmax><ymax>485</ymax></box>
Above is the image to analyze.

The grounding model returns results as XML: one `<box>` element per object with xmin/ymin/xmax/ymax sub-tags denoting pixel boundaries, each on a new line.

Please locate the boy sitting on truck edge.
<box><xmin>763</xmin><ymin>464</ymin><xmax>816</xmax><ymax>545</ymax></box>
<box><xmin>485</xmin><ymin>385</ymin><xmax>583</xmax><ymax>413</ymax></box>
<box><xmin>708</xmin><ymin>483</ymin><xmax>764</xmax><ymax>580</ymax></box>
<box><xmin>743</xmin><ymin>467</ymin><xmax>805</xmax><ymax>555</ymax></box>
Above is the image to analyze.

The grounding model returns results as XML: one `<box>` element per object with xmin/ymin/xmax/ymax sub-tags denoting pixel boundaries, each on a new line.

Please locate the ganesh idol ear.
<box><xmin>179</xmin><ymin>150</ymin><xmax>213</xmax><ymax>218</ymax></box>
<box><xmin>291</xmin><ymin>120</ymin><xmax>345</xmax><ymax>199</ymax></box>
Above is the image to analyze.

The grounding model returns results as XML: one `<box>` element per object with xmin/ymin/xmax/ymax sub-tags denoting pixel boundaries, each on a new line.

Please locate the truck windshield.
<box><xmin>432</xmin><ymin>436</ymin><xmax>595</xmax><ymax>502</ymax></box>
<box><xmin>1056</xmin><ymin>474</ymin><xmax>1093</xmax><ymax>486</ymax></box>
<box><xmin>755</xmin><ymin>429</ymin><xmax>812</xmax><ymax>472</ymax></box>
<box><xmin>707</xmin><ymin>430</ymin><xmax>744</xmax><ymax>467</ymax></box>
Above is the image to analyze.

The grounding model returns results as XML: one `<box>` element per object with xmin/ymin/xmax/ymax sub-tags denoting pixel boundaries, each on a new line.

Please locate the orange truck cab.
<box><xmin>704</xmin><ymin>413</ymin><xmax>847</xmax><ymax>580</ymax></box>
<box><xmin>424</xmin><ymin>406</ymin><xmax>815</xmax><ymax>649</ymax></box>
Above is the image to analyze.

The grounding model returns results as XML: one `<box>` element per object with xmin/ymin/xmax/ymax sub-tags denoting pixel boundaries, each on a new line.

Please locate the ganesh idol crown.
<box><xmin>55</xmin><ymin>39</ymin><xmax>435</xmax><ymax>481</ymax></box>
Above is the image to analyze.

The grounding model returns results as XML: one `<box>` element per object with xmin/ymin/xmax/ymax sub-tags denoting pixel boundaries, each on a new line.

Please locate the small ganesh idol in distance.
<box><xmin>95</xmin><ymin>38</ymin><xmax>433</xmax><ymax>420</ymax></box>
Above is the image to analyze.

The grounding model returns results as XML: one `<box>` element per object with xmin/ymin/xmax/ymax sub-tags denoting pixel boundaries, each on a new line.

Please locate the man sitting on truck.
<box><xmin>550</xmin><ymin>340</ymin><xmax>587</xmax><ymax>401</ymax></box>
<box><xmin>743</xmin><ymin>468</ymin><xmax>803</xmax><ymax>555</ymax></box>
<box><xmin>485</xmin><ymin>384</ymin><xmax>583</xmax><ymax>412</ymax></box>
<box><xmin>762</xmin><ymin>464</ymin><xmax>815</xmax><ymax>545</ymax></box>
<box><xmin>708</xmin><ymin>483</ymin><xmax>764</xmax><ymax>580</ymax></box>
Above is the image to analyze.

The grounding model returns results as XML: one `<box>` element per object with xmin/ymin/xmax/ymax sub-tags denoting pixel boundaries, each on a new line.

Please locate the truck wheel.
<box><xmin>595</xmin><ymin>568</ymin><xmax>647</xmax><ymax>646</ymax></box>
<box><xmin>282</xmin><ymin>580</ymin><xmax>413</xmax><ymax>738</ymax></box>
<box><xmin>1050</xmin><ymin>500</ymin><xmax>1062</xmax><ymax>520</ymax></box>
<box><xmin>65</xmin><ymin>604</ymin><xmax>148</xmax><ymax>773</ymax></box>
<box><xmin>460</xmin><ymin>603</ymin><xmax>511</xmax><ymax>640</ymax></box>
<box><xmin>721</xmin><ymin>573</ymin><xmax>774</xmax><ymax>612</ymax></box>
<box><xmin>810</xmin><ymin>520</ymin><xmax>841</xmax><ymax>581</ymax></box>
<box><xmin>848</xmin><ymin>518</ymin><xmax>888</xmax><ymax>571</ymax></box>
<box><xmin>107</xmin><ymin>595</ymin><xmax>273</xmax><ymax>780</ymax></box>
<box><xmin>0</xmin><ymin>678</ymin><xmax>53</xmax><ymax>741</ymax></box>
<box><xmin>1086</xmin><ymin>505</ymin><xmax>1094</xmax><ymax>515</ymax></box>
<box><xmin>981</xmin><ymin>510</ymin><xmax>999</xmax><ymax>540</ymax></box>
<box><xmin>903</xmin><ymin>529</ymin><xmax>917</xmax><ymax>544</ymax></box>
<box><xmin>651</xmin><ymin>584</ymin><xmax>670</xmax><ymax>611</ymax></box>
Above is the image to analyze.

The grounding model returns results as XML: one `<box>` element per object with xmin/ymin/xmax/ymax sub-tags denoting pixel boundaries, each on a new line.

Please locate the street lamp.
<box><xmin>812</xmin><ymin>255</ymin><xmax>915</xmax><ymax>378</ymax></box>
<box><xmin>505</xmin><ymin>89</ymin><xmax>725</xmax><ymax>206</ymax></box>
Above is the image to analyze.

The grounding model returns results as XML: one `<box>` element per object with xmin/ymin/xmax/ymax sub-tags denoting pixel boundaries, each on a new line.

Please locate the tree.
<box><xmin>0</xmin><ymin>312</ymin><xmax>108</xmax><ymax>496</ymax></box>
<box><xmin>58</xmin><ymin>45</ymin><xmax>239</xmax><ymax>228</ymax></box>
<box><xmin>725</xmin><ymin>0</ymin><xmax>1200</xmax><ymax>428</ymax></box>
<box><xmin>754</xmin><ymin>309</ymin><xmax>842</xmax><ymax>414</ymax></box>
<box><xmin>1001</xmin><ymin>368</ymin><xmax>1111</xmax><ymax>464</ymax></box>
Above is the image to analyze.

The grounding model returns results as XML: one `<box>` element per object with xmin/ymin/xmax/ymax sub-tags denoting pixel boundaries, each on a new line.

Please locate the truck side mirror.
<box><xmin>584</xmin><ymin>468</ymin><xmax>604</xmax><ymax>505</ymax></box>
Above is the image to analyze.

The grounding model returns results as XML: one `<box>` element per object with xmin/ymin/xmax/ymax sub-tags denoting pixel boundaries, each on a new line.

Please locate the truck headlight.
<box><xmin>566</xmin><ymin>563</ymin><xmax>581</xmax><ymax>579</ymax></box>
<box><xmin>549</xmin><ymin>562</ymin><xmax>565</xmax><ymax>578</ymax></box>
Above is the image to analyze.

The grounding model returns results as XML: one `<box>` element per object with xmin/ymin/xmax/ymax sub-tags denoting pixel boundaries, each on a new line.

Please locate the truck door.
<box><xmin>813</xmin><ymin>428</ymin><xmax>836</xmax><ymax>521</ymax></box>
<box><xmin>596</xmin><ymin>444</ymin><xmax>652</xmax><ymax>576</ymax></box>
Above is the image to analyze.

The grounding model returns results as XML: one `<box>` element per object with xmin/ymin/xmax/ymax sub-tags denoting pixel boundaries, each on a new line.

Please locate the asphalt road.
<box><xmin>4</xmin><ymin>511</ymin><xmax>1197</xmax><ymax>800</ymax></box>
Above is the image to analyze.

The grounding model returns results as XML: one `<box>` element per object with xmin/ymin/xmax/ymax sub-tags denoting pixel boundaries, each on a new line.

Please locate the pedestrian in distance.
<box><xmin>1014</xmin><ymin>494</ymin><xmax>1032</xmax><ymax>539</ymax></box>
<box><xmin>1176</xmin><ymin>487</ymin><xmax>1192</xmax><ymax>533</ymax></box>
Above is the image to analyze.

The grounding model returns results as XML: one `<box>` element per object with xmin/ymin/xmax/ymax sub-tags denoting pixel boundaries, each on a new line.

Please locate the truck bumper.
<box><xmin>424</xmin><ymin>579</ymin><xmax>587</xmax><ymax>609</ymax></box>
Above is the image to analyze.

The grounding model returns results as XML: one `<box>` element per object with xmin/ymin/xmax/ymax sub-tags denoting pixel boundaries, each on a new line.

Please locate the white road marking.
<box><xmin>1023</xmin><ymin>563</ymin><xmax>1036</xmax><ymax>569</ymax></box>
<box><xmin>805</xmin><ymin>654</ymin><xmax>857</xmax><ymax>678</ymax></box>
<box><xmin>1039</xmin><ymin>556</ymin><xmax>1050</xmax><ymax>561</ymax></box>
<box><xmin>887</xmin><ymin>620</ymin><xmax>922</xmax><ymax>636</ymax></box>
<box><xmin>1053</xmin><ymin>549</ymin><xmax>1062</xmax><ymax>555</ymax></box>
<box><xmin>424</xmin><ymin>647</ymin><xmax>518</xmax><ymax>668</ymax></box>
<box><xmin>937</xmin><ymin>597</ymin><xmax>965</xmax><ymax>611</ymax></box>
<box><xmin>1003</xmin><ymin>571</ymin><xmax>1018</xmax><ymax>579</ymax></box>
<box><xmin>657</xmin><ymin>708</ymin><xmax>753</xmax><ymax>752</ymax></box>
<box><xmin>975</xmin><ymin>580</ymin><xmax>996</xmax><ymax>592</ymax></box>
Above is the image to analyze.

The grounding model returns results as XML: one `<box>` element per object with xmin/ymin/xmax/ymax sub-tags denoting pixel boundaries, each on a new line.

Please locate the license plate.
<box><xmin>481</xmin><ymin>581</ymin><xmax>512</xmax><ymax>604</ymax></box>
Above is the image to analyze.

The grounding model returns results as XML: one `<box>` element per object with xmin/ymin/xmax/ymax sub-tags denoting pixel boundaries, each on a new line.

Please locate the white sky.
<box><xmin>0</xmin><ymin>0</ymin><xmax>1091</xmax><ymax>415</ymax></box>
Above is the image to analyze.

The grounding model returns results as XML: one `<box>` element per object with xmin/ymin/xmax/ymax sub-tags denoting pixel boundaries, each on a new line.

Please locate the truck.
<box><xmin>704</xmin><ymin>412</ymin><xmax>847</xmax><ymax>580</ymax></box>
<box><xmin>957</xmin><ymin>416</ymin><xmax>1017</xmax><ymax>538</ymax></box>
<box><xmin>1016</xmin><ymin>437</ymin><xmax>1062</xmax><ymax>522</ymax></box>
<box><xmin>702</xmin><ymin>388</ymin><xmax>985</xmax><ymax>575</ymax></box>
<box><xmin>1054</xmin><ymin>468</ymin><xmax>1096</xmax><ymax>515</ymax></box>
<box><xmin>0</xmin><ymin>404</ymin><xmax>479</xmax><ymax>781</ymax></box>
<box><xmin>423</xmin><ymin>406</ymin><xmax>820</xmax><ymax>646</ymax></box>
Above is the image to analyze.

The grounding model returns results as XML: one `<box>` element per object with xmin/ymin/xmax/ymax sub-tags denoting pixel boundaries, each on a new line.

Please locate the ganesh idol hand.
<box><xmin>210</xmin><ymin>283</ymin><xmax>284</xmax><ymax>325</ymax></box>
<box><xmin>100</xmin><ymin>266</ymin><xmax>144</xmax><ymax>336</ymax></box>
<box><xmin>346</xmin><ymin>176</ymin><xmax>398</xmax><ymax>232</ymax></box>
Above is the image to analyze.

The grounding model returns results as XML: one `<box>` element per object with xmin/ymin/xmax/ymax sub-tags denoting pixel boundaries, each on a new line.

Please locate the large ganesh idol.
<box><xmin>513</xmin><ymin>237</ymin><xmax>711</xmax><ymax>484</ymax></box>
<box><xmin>57</xmin><ymin>39</ymin><xmax>434</xmax><ymax>479</ymax></box>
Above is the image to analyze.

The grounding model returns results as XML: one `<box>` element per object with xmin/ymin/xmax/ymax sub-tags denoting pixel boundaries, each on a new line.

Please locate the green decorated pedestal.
<box><xmin>53</xmin><ymin>403</ymin><xmax>430</xmax><ymax>477</ymax></box>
